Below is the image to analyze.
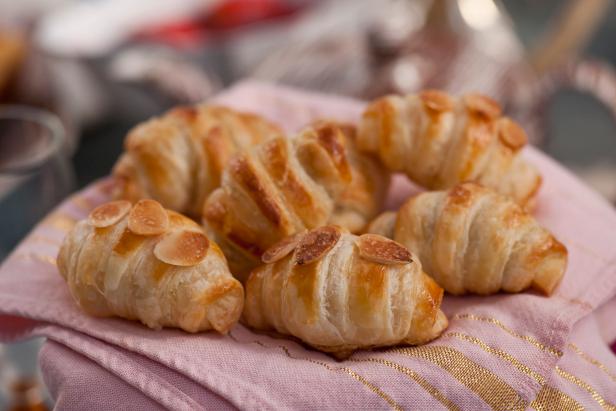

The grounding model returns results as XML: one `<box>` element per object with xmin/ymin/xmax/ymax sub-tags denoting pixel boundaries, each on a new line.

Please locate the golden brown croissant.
<box><xmin>57</xmin><ymin>199</ymin><xmax>244</xmax><ymax>333</ymax></box>
<box><xmin>113</xmin><ymin>105</ymin><xmax>283</xmax><ymax>216</ymax></box>
<box><xmin>203</xmin><ymin>121</ymin><xmax>389</xmax><ymax>281</ymax></box>
<box><xmin>243</xmin><ymin>225</ymin><xmax>447</xmax><ymax>359</ymax></box>
<box><xmin>358</xmin><ymin>90</ymin><xmax>541</xmax><ymax>208</ymax></box>
<box><xmin>368</xmin><ymin>183</ymin><xmax>567</xmax><ymax>296</ymax></box>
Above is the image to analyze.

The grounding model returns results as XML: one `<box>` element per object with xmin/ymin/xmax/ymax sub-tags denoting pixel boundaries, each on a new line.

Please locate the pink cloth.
<box><xmin>1</xmin><ymin>81</ymin><xmax>616</xmax><ymax>410</ymax></box>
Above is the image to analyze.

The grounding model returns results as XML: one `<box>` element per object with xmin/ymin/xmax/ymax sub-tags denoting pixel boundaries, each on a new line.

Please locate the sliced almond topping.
<box><xmin>128</xmin><ymin>199</ymin><xmax>169</xmax><ymax>236</ymax></box>
<box><xmin>154</xmin><ymin>229</ymin><xmax>210</xmax><ymax>266</ymax></box>
<box><xmin>463</xmin><ymin>94</ymin><xmax>501</xmax><ymax>118</ymax></box>
<box><xmin>294</xmin><ymin>226</ymin><xmax>342</xmax><ymax>265</ymax></box>
<box><xmin>262</xmin><ymin>231</ymin><xmax>304</xmax><ymax>264</ymax></box>
<box><xmin>497</xmin><ymin>117</ymin><xmax>527</xmax><ymax>151</ymax></box>
<box><xmin>419</xmin><ymin>90</ymin><xmax>454</xmax><ymax>112</ymax></box>
<box><xmin>88</xmin><ymin>200</ymin><xmax>132</xmax><ymax>228</ymax></box>
<box><xmin>357</xmin><ymin>234</ymin><xmax>412</xmax><ymax>264</ymax></box>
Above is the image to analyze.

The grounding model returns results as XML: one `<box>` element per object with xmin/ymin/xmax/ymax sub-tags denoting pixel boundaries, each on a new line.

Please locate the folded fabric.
<box><xmin>1</xmin><ymin>81</ymin><xmax>615</xmax><ymax>410</ymax></box>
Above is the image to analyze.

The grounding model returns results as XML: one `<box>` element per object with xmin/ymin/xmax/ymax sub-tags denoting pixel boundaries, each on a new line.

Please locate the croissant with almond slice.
<box><xmin>203</xmin><ymin>121</ymin><xmax>389</xmax><ymax>281</ymax></box>
<box><xmin>57</xmin><ymin>199</ymin><xmax>244</xmax><ymax>333</ymax></box>
<box><xmin>243</xmin><ymin>225</ymin><xmax>448</xmax><ymax>359</ymax></box>
<box><xmin>368</xmin><ymin>182</ymin><xmax>567</xmax><ymax>296</ymax></box>
<box><xmin>113</xmin><ymin>105</ymin><xmax>283</xmax><ymax>216</ymax></box>
<box><xmin>358</xmin><ymin>90</ymin><xmax>541</xmax><ymax>208</ymax></box>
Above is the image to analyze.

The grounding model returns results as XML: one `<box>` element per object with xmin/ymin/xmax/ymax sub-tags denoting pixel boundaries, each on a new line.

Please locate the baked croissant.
<box><xmin>113</xmin><ymin>105</ymin><xmax>283</xmax><ymax>216</ymax></box>
<box><xmin>368</xmin><ymin>183</ymin><xmax>567</xmax><ymax>295</ymax></box>
<box><xmin>203</xmin><ymin>121</ymin><xmax>389</xmax><ymax>281</ymax></box>
<box><xmin>57</xmin><ymin>199</ymin><xmax>244</xmax><ymax>333</ymax></box>
<box><xmin>358</xmin><ymin>90</ymin><xmax>541</xmax><ymax>208</ymax></box>
<box><xmin>243</xmin><ymin>225</ymin><xmax>448</xmax><ymax>359</ymax></box>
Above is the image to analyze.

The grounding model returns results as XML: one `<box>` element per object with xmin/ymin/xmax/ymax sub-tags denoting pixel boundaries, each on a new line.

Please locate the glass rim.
<box><xmin>0</xmin><ymin>105</ymin><xmax>66</xmax><ymax>175</ymax></box>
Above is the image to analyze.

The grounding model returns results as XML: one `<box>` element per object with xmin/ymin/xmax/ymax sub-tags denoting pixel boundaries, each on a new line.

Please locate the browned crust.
<box><xmin>294</xmin><ymin>226</ymin><xmax>342</xmax><ymax>265</ymax></box>
<box><xmin>229</xmin><ymin>156</ymin><xmax>283</xmax><ymax>226</ymax></box>
<box><xmin>447</xmin><ymin>182</ymin><xmax>486</xmax><ymax>207</ymax></box>
<box><xmin>356</xmin><ymin>234</ymin><xmax>412</xmax><ymax>264</ymax></box>
<box><xmin>312</xmin><ymin>123</ymin><xmax>352</xmax><ymax>182</ymax></box>
<box><xmin>262</xmin><ymin>231</ymin><xmax>305</xmax><ymax>264</ymax></box>
<box><xmin>88</xmin><ymin>201</ymin><xmax>132</xmax><ymax>228</ymax></box>
<box><xmin>128</xmin><ymin>199</ymin><xmax>169</xmax><ymax>236</ymax></box>
<box><xmin>520</xmin><ymin>174</ymin><xmax>543</xmax><ymax>210</ymax></box>
<box><xmin>154</xmin><ymin>230</ymin><xmax>210</xmax><ymax>266</ymax></box>
<box><xmin>419</xmin><ymin>89</ymin><xmax>455</xmax><ymax>112</ymax></box>
<box><xmin>168</xmin><ymin>105</ymin><xmax>198</xmax><ymax>122</ymax></box>
<box><xmin>463</xmin><ymin>94</ymin><xmax>502</xmax><ymax>119</ymax></box>
<box><xmin>497</xmin><ymin>117</ymin><xmax>528</xmax><ymax>151</ymax></box>
<box><xmin>261</xmin><ymin>139</ymin><xmax>315</xmax><ymax>214</ymax></box>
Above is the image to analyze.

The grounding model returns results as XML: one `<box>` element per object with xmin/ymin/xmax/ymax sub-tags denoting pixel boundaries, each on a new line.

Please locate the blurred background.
<box><xmin>0</xmin><ymin>0</ymin><xmax>615</xmax><ymax>409</ymax></box>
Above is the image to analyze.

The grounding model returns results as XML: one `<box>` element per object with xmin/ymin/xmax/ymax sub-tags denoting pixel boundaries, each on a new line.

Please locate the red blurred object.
<box><xmin>136</xmin><ymin>0</ymin><xmax>306</xmax><ymax>48</ymax></box>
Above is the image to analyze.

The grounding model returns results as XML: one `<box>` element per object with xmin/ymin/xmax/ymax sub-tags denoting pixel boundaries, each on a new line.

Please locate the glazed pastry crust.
<box><xmin>203</xmin><ymin>122</ymin><xmax>389</xmax><ymax>281</ymax></box>
<box><xmin>243</xmin><ymin>226</ymin><xmax>447</xmax><ymax>359</ymax></box>
<box><xmin>368</xmin><ymin>183</ymin><xmax>567</xmax><ymax>295</ymax></box>
<box><xmin>113</xmin><ymin>105</ymin><xmax>283</xmax><ymax>216</ymax></box>
<box><xmin>57</xmin><ymin>200</ymin><xmax>244</xmax><ymax>333</ymax></box>
<box><xmin>358</xmin><ymin>90</ymin><xmax>542</xmax><ymax>208</ymax></box>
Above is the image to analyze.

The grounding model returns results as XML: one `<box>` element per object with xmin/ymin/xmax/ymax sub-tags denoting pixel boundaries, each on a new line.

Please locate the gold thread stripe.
<box><xmin>568</xmin><ymin>343</ymin><xmax>616</xmax><ymax>383</ymax></box>
<box><xmin>228</xmin><ymin>332</ymin><xmax>403</xmax><ymax>411</ymax></box>
<box><xmin>27</xmin><ymin>235</ymin><xmax>63</xmax><ymax>247</ymax></box>
<box><xmin>443</xmin><ymin>332</ymin><xmax>545</xmax><ymax>384</ymax></box>
<box><xmin>454</xmin><ymin>314</ymin><xmax>563</xmax><ymax>357</ymax></box>
<box><xmin>348</xmin><ymin>357</ymin><xmax>459</xmax><ymax>411</ymax></box>
<box><xmin>14</xmin><ymin>252</ymin><xmax>57</xmax><ymax>266</ymax></box>
<box><xmin>42</xmin><ymin>213</ymin><xmax>77</xmax><ymax>231</ymax></box>
<box><xmin>554</xmin><ymin>296</ymin><xmax>594</xmax><ymax>311</ymax></box>
<box><xmin>530</xmin><ymin>385</ymin><xmax>585</xmax><ymax>411</ymax></box>
<box><xmin>555</xmin><ymin>366</ymin><xmax>616</xmax><ymax>411</ymax></box>
<box><xmin>392</xmin><ymin>345</ymin><xmax>528</xmax><ymax>411</ymax></box>
<box><xmin>565</xmin><ymin>298</ymin><xmax>593</xmax><ymax>311</ymax></box>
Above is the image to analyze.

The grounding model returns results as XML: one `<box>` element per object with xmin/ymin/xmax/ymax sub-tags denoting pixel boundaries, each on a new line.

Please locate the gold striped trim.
<box><xmin>530</xmin><ymin>385</ymin><xmax>584</xmax><ymax>411</ymax></box>
<box><xmin>568</xmin><ymin>343</ymin><xmax>616</xmax><ymax>383</ymax></box>
<box><xmin>392</xmin><ymin>345</ymin><xmax>527</xmax><ymax>410</ymax></box>
<box><xmin>348</xmin><ymin>357</ymin><xmax>459</xmax><ymax>411</ymax></box>
<box><xmin>444</xmin><ymin>332</ymin><xmax>592</xmax><ymax>411</ymax></box>
<box><xmin>444</xmin><ymin>332</ymin><xmax>545</xmax><ymax>384</ymax></box>
<box><xmin>13</xmin><ymin>252</ymin><xmax>57</xmax><ymax>266</ymax></box>
<box><xmin>228</xmin><ymin>332</ymin><xmax>403</xmax><ymax>411</ymax></box>
<box><xmin>42</xmin><ymin>213</ymin><xmax>77</xmax><ymax>232</ymax></box>
<box><xmin>454</xmin><ymin>313</ymin><xmax>563</xmax><ymax>357</ymax></box>
<box><xmin>555</xmin><ymin>366</ymin><xmax>616</xmax><ymax>411</ymax></box>
<box><xmin>553</xmin><ymin>296</ymin><xmax>594</xmax><ymax>311</ymax></box>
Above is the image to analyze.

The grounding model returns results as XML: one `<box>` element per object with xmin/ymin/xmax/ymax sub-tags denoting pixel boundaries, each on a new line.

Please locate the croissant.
<box><xmin>57</xmin><ymin>199</ymin><xmax>244</xmax><ymax>333</ymax></box>
<box><xmin>113</xmin><ymin>105</ymin><xmax>283</xmax><ymax>216</ymax></box>
<box><xmin>203</xmin><ymin>121</ymin><xmax>389</xmax><ymax>281</ymax></box>
<box><xmin>358</xmin><ymin>90</ymin><xmax>541</xmax><ymax>208</ymax></box>
<box><xmin>368</xmin><ymin>183</ymin><xmax>567</xmax><ymax>295</ymax></box>
<box><xmin>243</xmin><ymin>225</ymin><xmax>448</xmax><ymax>359</ymax></box>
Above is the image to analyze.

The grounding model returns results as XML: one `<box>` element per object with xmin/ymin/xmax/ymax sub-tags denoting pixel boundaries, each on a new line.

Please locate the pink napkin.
<box><xmin>1</xmin><ymin>81</ymin><xmax>616</xmax><ymax>410</ymax></box>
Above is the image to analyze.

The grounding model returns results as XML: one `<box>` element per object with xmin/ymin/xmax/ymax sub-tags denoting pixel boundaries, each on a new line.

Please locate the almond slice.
<box><xmin>262</xmin><ymin>231</ymin><xmax>305</xmax><ymax>264</ymax></box>
<box><xmin>88</xmin><ymin>200</ymin><xmax>132</xmax><ymax>228</ymax></box>
<box><xmin>419</xmin><ymin>90</ymin><xmax>454</xmax><ymax>112</ymax></box>
<box><xmin>497</xmin><ymin>117</ymin><xmax>527</xmax><ymax>151</ymax></box>
<box><xmin>357</xmin><ymin>234</ymin><xmax>412</xmax><ymax>265</ymax></box>
<box><xmin>128</xmin><ymin>199</ymin><xmax>169</xmax><ymax>236</ymax></box>
<box><xmin>294</xmin><ymin>226</ymin><xmax>342</xmax><ymax>266</ymax></box>
<box><xmin>463</xmin><ymin>94</ymin><xmax>501</xmax><ymax>119</ymax></box>
<box><xmin>154</xmin><ymin>230</ymin><xmax>210</xmax><ymax>266</ymax></box>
